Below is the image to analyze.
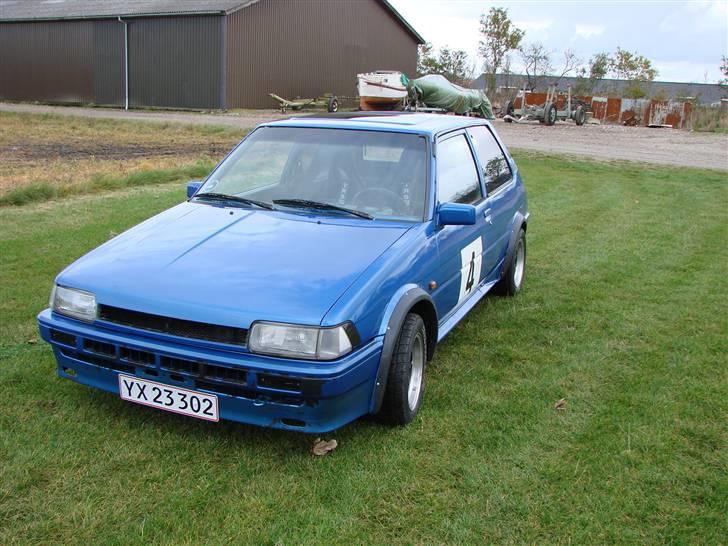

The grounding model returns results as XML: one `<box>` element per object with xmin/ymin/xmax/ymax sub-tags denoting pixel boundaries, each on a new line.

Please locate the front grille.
<box><xmin>160</xmin><ymin>355</ymin><xmax>247</xmax><ymax>385</ymax></box>
<box><xmin>64</xmin><ymin>349</ymin><xmax>135</xmax><ymax>374</ymax></box>
<box><xmin>84</xmin><ymin>339</ymin><xmax>115</xmax><ymax>357</ymax></box>
<box><xmin>120</xmin><ymin>347</ymin><xmax>155</xmax><ymax>366</ymax></box>
<box><xmin>195</xmin><ymin>380</ymin><xmax>252</xmax><ymax>399</ymax></box>
<box><xmin>51</xmin><ymin>329</ymin><xmax>76</xmax><ymax>347</ymax></box>
<box><xmin>160</xmin><ymin>355</ymin><xmax>200</xmax><ymax>375</ymax></box>
<box><xmin>195</xmin><ymin>380</ymin><xmax>304</xmax><ymax>406</ymax></box>
<box><xmin>56</xmin><ymin>335</ymin><xmax>316</xmax><ymax>405</ymax></box>
<box><xmin>258</xmin><ymin>373</ymin><xmax>302</xmax><ymax>392</ymax></box>
<box><xmin>98</xmin><ymin>304</ymin><xmax>248</xmax><ymax>346</ymax></box>
<box><xmin>204</xmin><ymin>363</ymin><xmax>247</xmax><ymax>385</ymax></box>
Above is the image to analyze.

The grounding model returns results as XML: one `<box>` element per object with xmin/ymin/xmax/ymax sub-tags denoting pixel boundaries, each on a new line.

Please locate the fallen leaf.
<box><xmin>554</xmin><ymin>398</ymin><xmax>567</xmax><ymax>410</ymax></box>
<box><xmin>27</xmin><ymin>338</ymin><xmax>38</xmax><ymax>345</ymax></box>
<box><xmin>311</xmin><ymin>438</ymin><xmax>338</xmax><ymax>456</ymax></box>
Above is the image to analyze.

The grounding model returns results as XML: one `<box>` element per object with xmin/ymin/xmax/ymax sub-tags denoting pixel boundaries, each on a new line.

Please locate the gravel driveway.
<box><xmin>495</xmin><ymin>120</ymin><xmax>728</xmax><ymax>170</ymax></box>
<box><xmin>3</xmin><ymin>102</ymin><xmax>726</xmax><ymax>170</ymax></box>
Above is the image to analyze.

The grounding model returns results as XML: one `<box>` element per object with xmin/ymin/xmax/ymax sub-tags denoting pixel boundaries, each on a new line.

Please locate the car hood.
<box><xmin>58</xmin><ymin>202</ymin><xmax>411</xmax><ymax>328</ymax></box>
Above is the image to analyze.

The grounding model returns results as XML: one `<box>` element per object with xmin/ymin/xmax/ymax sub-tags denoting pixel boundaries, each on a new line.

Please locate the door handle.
<box><xmin>483</xmin><ymin>208</ymin><xmax>493</xmax><ymax>224</ymax></box>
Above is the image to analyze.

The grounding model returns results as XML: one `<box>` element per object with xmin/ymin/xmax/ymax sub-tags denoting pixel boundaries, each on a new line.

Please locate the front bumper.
<box><xmin>38</xmin><ymin>309</ymin><xmax>383</xmax><ymax>433</ymax></box>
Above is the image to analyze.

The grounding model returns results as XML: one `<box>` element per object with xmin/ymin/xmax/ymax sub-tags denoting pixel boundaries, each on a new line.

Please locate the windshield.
<box><xmin>198</xmin><ymin>127</ymin><xmax>428</xmax><ymax>221</ymax></box>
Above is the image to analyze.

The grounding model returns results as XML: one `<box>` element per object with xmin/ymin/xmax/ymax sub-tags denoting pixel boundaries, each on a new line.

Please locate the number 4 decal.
<box><xmin>458</xmin><ymin>237</ymin><xmax>483</xmax><ymax>303</ymax></box>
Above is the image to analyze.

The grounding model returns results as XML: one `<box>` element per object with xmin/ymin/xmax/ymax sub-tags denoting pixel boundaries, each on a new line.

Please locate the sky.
<box><xmin>388</xmin><ymin>0</ymin><xmax>728</xmax><ymax>83</ymax></box>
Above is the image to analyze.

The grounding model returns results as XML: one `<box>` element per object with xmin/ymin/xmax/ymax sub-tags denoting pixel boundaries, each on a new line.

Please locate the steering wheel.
<box><xmin>312</xmin><ymin>162</ymin><xmax>363</xmax><ymax>203</ymax></box>
<box><xmin>352</xmin><ymin>187</ymin><xmax>408</xmax><ymax>213</ymax></box>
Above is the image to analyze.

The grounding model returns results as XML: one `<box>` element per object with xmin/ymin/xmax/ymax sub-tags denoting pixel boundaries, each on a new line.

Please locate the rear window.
<box><xmin>436</xmin><ymin>134</ymin><xmax>482</xmax><ymax>205</ymax></box>
<box><xmin>467</xmin><ymin>126</ymin><xmax>512</xmax><ymax>195</ymax></box>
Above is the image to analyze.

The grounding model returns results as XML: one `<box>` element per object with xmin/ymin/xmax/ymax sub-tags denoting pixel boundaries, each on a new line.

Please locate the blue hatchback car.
<box><xmin>38</xmin><ymin>113</ymin><xmax>528</xmax><ymax>433</ymax></box>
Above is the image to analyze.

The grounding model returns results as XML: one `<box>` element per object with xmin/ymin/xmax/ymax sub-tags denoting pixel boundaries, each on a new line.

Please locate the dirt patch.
<box><xmin>0</xmin><ymin>108</ymin><xmax>246</xmax><ymax>195</ymax></box>
<box><xmin>0</xmin><ymin>142</ymin><xmax>233</xmax><ymax>162</ymax></box>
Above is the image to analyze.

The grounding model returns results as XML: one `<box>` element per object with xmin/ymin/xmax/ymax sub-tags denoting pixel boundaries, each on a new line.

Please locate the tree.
<box><xmin>609</xmin><ymin>47</ymin><xmax>657</xmax><ymax>98</ymax></box>
<box><xmin>589</xmin><ymin>52</ymin><xmax>610</xmax><ymax>81</ymax></box>
<box><xmin>610</xmin><ymin>47</ymin><xmax>657</xmax><ymax>81</ymax></box>
<box><xmin>478</xmin><ymin>7</ymin><xmax>524</xmax><ymax>97</ymax></box>
<box><xmin>720</xmin><ymin>55</ymin><xmax>728</xmax><ymax>86</ymax></box>
<box><xmin>519</xmin><ymin>42</ymin><xmax>552</xmax><ymax>91</ymax></box>
<box><xmin>520</xmin><ymin>44</ymin><xmax>580</xmax><ymax>92</ymax></box>
<box><xmin>417</xmin><ymin>42</ymin><xmax>474</xmax><ymax>86</ymax></box>
<box><xmin>574</xmin><ymin>52</ymin><xmax>611</xmax><ymax>95</ymax></box>
<box><xmin>572</xmin><ymin>49</ymin><xmax>656</xmax><ymax>97</ymax></box>
<box><xmin>417</xmin><ymin>43</ymin><xmax>440</xmax><ymax>76</ymax></box>
<box><xmin>438</xmin><ymin>47</ymin><xmax>475</xmax><ymax>86</ymax></box>
<box><xmin>555</xmin><ymin>49</ymin><xmax>581</xmax><ymax>82</ymax></box>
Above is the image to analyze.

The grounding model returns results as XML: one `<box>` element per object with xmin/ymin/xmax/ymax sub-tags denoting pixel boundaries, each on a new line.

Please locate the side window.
<box><xmin>436</xmin><ymin>134</ymin><xmax>482</xmax><ymax>204</ymax></box>
<box><xmin>467</xmin><ymin>126</ymin><xmax>512</xmax><ymax>195</ymax></box>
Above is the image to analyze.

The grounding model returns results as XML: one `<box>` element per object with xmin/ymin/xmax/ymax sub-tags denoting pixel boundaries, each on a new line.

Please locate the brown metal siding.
<box><xmin>0</xmin><ymin>20</ymin><xmax>94</xmax><ymax>103</ymax></box>
<box><xmin>92</xmin><ymin>19</ymin><xmax>125</xmax><ymax>106</ymax></box>
<box><xmin>127</xmin><ymin>15</ymin><xmax>223</xmax><ymax>109</ymax></box>
<box><xmin>224</xmin><ymin>0</ymin><xmax>419</xmax><ymax>109</ymax></box>
<box><xmin>0</xmin><ymin>15</ymin><xmax>222</xmax><ymax>108</ymax></box>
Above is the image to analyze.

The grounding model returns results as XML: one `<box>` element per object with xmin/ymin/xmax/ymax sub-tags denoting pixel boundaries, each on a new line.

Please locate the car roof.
<box><xmin>264</xmin><ymin>112</ymin><xmax>489</xmax><ymax>136</ymax></box>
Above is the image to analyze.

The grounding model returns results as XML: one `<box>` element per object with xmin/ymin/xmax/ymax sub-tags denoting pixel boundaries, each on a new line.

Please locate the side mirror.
<box><xmin>187</xmin><ymin>180</ymin><xmax>203</xmax><ymax>199</ymax></box>
<box><xmin>438</xmin><ymin>203</ymin><xmax>476</xmax><ymax>226</ymax></box>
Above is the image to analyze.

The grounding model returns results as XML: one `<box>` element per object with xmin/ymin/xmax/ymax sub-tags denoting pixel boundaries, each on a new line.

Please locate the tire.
<box><xmin>574</xmin><ymin>105</ymin><xmax>586</xmax><ymax>126</ymax></box>
<box><xmin>379</xmin><ymin>313</ymin><xmax>427</xmax><ymax>425</ymax></box>
<box><xmin>544</xmin><ymin>102</ymin><xmax>557</xmax><ymax>126</ymax></box>
<box><xmin>327</xmin><ymin>96</ymin><xmax>339</xmax><ymax>113</ymax></box>
<box><xmin>496</xmin><ymin>229</ymin><xmax>526</xmax><ymax>296</ymax></box>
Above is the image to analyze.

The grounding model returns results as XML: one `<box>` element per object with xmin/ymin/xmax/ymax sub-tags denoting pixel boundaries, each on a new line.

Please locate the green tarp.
<box><xmin>405</xmin><ymin>75</ymin><xmax>494</xmax><ymax>119</ymax></box>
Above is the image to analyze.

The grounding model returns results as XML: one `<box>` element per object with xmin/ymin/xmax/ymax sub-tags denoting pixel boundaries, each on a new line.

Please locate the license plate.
<box><xmin>118</xmin><ymin>374</ymin><xmax>219</xmax><ymax>422</ymax></box>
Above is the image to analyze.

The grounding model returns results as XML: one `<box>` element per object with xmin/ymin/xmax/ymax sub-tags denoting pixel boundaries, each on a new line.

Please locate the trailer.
<box><xmin>504</xmin><ymin>84</ymin><xmax>588</xmax><ymax>126</ymax></box>
<box><xmin>269</xmin><ymin>93</ymin><xmax>341</xmax><ymax>114</ymax></box>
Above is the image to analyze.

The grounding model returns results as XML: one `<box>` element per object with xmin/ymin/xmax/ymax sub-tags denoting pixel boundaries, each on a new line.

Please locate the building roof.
<box><xmin>0</xmin><ymin>0</ymin><xmax>253</xmax><ymax>20</ymax></box>
<box><xmin>377</xmin><ymin>0</ymin><xmax>424</xmax><ymax>44</ymax></box>
<box><xmin>472</xmin><ymin>73</ymin><xmax>727</xmax><ymax>105</ymax></box>
<box><xmin>0</xmin><ymin>0</ymin><xmax>424</xmax><ymax>42</ymax></box>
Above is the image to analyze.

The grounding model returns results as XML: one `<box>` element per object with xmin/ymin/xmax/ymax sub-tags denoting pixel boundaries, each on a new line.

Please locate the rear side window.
<box><xmin>467</xmin><ymin>126</ymin><xmax>512</xmax><ymax>195</ymax></box>
<box><xmin>436</xmin><ymin>134</ymin><xmax>482</xmax><ymax>204</ymax></box>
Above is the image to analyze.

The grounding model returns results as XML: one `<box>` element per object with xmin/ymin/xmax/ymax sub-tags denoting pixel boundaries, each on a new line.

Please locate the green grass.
<box><xmin>1</xmin><ymin>156</ymin><xmax>726</xmax><ymax>544</ymax></box>
<box><xmin>690</xmin><ymin>105</ymin><xmax>728</xmax><ymax>133</ymax></box>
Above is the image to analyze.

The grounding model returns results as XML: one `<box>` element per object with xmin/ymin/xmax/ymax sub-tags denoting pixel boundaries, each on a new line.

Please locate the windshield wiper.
<box><xmin>192</xmin><ymin>192</ymin><xmax>274</xmax><ymax>210</ymax></box>
<box><xmin>272</xmin><ymin>199</ymin><xmax>373</xmax><ymax>220</ymax></box>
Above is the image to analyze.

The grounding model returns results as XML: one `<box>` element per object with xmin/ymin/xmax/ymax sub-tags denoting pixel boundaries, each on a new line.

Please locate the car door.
<box><xmin>466</xmin><ymin>125</ymin><xmax>517</xmax><ymax>279</ymax></box>
<box><xmin>432</xmin><ymin>131</ymin><xmax>489</xmax><ymax>320</ymax></box>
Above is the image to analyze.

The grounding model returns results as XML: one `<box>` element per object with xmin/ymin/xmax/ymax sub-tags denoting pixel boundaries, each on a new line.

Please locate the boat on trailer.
<box><xmin>357</xmin><ymin>71</ymin><xmax>408</xmax><ymax>111</ymax></box>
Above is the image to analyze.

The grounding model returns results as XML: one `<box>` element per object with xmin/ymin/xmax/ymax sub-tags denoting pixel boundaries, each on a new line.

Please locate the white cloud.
<box><xmin>658</xmin><ymin>17</ymin><xmax>676</xmax><ymax>32</ymax></box>
<box><xmin>660</xmin><ymin>0</ymin><xmax>728</xmax><ymax>33</ymax></box>
<box><xmin>574</xmin><ymin>24</ymin><xmax>605</xmax><ymax>40</ymax></box>
<box><xmin>685</xmin><ymin>0</ymin><xmax>728</xmax><ymax>19</ymax></box>
<box><xmin>653</xmin><ymin>60</ymin><xmax>724</xmax><ymax>84</ymax></box>
<box><xmin>515</xmin><ymin>19</ymin><xmax>554</xmax><ymax>34</ymax></box>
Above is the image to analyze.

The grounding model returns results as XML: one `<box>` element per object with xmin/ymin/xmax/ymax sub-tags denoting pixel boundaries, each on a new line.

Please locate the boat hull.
<box><xmin>359</xmin><ymin>96</ymin><xmax>404</xmax><ymax>111</ymax></box>
<box><xmin>357</xmin><ymin>71</ymin><xmax>407</xmax><ymax>111</ymax></box>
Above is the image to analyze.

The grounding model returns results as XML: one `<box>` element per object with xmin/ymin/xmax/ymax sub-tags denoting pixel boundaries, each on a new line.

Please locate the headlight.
<box><xmin>248</xmin><ymin>321</ymin><xmax>359</xmax><ymax>361</ymax></box>
<box><xmin>50</xmin><ymin>285</ymin><xmax>97</xmax><ymax>322</ymax></box>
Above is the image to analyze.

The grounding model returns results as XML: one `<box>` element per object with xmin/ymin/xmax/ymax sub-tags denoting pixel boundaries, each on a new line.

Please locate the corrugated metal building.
<box><xmin>0</xmin><ymin>0</ymin><xmax>423</xmax><ymax>109</ymax></box>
